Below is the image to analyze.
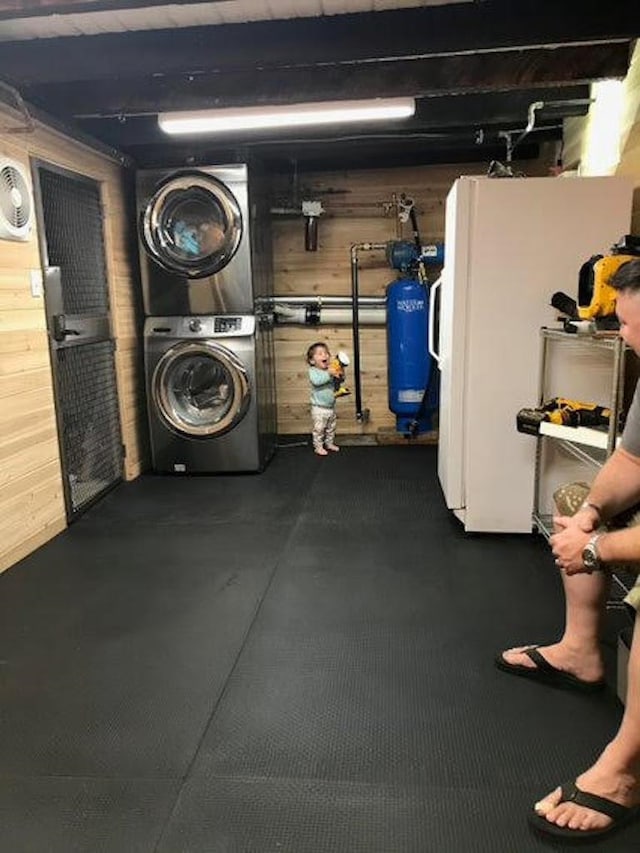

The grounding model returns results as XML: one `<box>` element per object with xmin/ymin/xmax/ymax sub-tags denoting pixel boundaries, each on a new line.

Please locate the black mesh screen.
<box><xmin>39</xmin><ymin>169</ymin><xmax>108</xmax><ymax>315</ymax></box>
<box><xmin>37</xmin><ymin>165</ymin><xmax>123</xmax><ymax>518</ymax></box>
<box><xmin>54</xmin><ymin>341</ymin><xmax>122</xmax><ymax>513</ymax></box>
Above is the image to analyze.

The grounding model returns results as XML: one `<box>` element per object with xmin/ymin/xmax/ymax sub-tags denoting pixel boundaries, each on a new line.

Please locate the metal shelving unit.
<box><xmin>532</xmin><ymin>328</ymin><xmax>627</xmax><ymax>538</ymax></box>
<box><xmin>531</xmin><ymin>328</ymin><xmax>630</xmax><ymax>608</ymax></box>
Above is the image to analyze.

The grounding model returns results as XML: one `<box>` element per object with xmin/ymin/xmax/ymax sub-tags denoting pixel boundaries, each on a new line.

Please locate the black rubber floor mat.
<box><xmin>0</xmin><ymin>522</ymin><xmax>284</xmax><ymax>777</ymax></box>
<box><xmin>80</xmin><ymin>447</ymin><xmax>320</xmax><ymax>527</ymax></box>
<box><xmin>2</xmin><ymin>446</ymin><xmax>638</xmax><ymax>852</ymax></box>
<box><xmin>1</xmin><ymin>777</ymin><xmax>179</xmax><ymax>853</ymax></box>
<box><xmin>156</xmin><ymin>775</ymin><xmax>640</xmax><ymax>853</ymax></box>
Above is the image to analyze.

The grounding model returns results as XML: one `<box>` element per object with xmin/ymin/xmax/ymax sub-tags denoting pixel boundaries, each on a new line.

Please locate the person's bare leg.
<box><xmin>534</xmin><ymin>611</ymin><xmax>640</xmax><ymax>833</ymax></box>
<box><xmin>500</xmin><ymin>567</ymin><xmax>608</xmax><ymax>683</ymax></box>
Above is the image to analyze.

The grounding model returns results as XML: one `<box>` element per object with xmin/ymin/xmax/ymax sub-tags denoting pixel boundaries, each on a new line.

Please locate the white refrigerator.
<box><xmin>431</xmin><ymin>175</ymin><xmax>633</xmax><ymax>533</ymax></box>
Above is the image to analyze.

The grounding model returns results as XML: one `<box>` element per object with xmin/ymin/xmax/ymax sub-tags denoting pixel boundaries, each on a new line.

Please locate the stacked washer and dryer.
<box><xmin>138</xmin><ymin>165</ymin><xmax>277</xmax><ymax>473</ymax></box>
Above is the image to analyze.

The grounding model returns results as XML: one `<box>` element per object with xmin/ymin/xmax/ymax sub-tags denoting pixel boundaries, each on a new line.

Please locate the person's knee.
<box><xmin>553</xmin><ymin>481</ymin><xmax>590</xmax><ymax>517</ymax></box>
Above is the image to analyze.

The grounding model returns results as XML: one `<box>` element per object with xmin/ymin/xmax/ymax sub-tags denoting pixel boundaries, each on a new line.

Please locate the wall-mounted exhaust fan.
<box><xmin>0</xmin><ymin>158</ymin><xmax>33</xmax><ymax>241</ymax></box>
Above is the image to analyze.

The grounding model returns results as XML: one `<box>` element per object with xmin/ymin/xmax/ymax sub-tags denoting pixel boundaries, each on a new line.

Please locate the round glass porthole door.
<box><xmin>153</xmin><ymin>341</ymin><xmax>250</xmax><ymax>438</ymax></box>
<box><xmin>141</xmin><ymin>171</ymin><xmax>243</xmax><ymax>279</ymax></box>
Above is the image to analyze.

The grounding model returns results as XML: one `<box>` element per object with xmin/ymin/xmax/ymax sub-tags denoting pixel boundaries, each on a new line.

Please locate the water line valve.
<box><xmin>397</xmin><ymin>194</ymin><xmax>414</xmax><ymax>223</ymax></box>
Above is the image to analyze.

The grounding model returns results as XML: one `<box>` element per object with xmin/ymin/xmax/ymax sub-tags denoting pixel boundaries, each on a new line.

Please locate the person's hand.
<box><xmin>550</xmin><ymin>515</ymin><xmax>591</xmax><ymax>575</ymax></box>
<box><xmin>554</xmin><ymin>505</ymin><xmax>598</xmax><ymax>534</ymax></box>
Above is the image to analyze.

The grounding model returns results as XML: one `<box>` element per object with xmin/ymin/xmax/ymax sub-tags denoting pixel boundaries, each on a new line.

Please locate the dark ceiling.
<box><xmin>0</xmin><ymin>0</ymin><xmax>636</xmax><ymax>172</ymax></box>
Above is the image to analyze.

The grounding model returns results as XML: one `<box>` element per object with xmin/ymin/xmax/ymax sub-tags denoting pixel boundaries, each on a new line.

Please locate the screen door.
<box><xmin>33</xmin><ymin>162</ymin><xmax>123</xmax><ymax>520</ymax></box>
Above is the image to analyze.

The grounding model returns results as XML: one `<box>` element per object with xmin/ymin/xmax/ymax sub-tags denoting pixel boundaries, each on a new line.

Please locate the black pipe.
<box><xmin>350</xmin><ymin>245</ymin><xmax>364</xmax><ymax>421</ymax></box>
<box><xmin>409</xmin><ymin>206</ymin><xmax>422</xmax><ymax>252</ymax></box>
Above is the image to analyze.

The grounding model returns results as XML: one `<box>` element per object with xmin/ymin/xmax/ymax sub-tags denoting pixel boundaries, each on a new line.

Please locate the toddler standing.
<box><xmin>307</xmin><ymin>342</ymin><xmax>340</xmax><ymax>456</ymax></box>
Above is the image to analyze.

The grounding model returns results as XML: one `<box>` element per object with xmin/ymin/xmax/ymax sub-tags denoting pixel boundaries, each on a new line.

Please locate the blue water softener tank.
<box><xmin>387</xmin><ymin>277</ymin><xmax>433</xmax><ymax>435</ymax></box>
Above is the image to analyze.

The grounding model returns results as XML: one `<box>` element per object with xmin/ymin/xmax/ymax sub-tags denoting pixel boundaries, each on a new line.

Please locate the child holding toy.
<box><xmin>307</xmin><ymin>342</ymin><xmax>341</xmax><ymax>456</ymax></box>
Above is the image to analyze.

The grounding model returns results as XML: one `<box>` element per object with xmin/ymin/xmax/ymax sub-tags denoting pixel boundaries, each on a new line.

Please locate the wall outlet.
<box><xmin>30</xmin><ymin>269</ymin><xmax>43</xmax><ymax>298</ymax></box>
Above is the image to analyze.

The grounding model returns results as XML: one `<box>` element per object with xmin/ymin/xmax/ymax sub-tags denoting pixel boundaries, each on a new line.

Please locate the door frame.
<box><xmin>31</xmin><ymin>158</ymin><xmax>124</xmax><ymax>521</ymax></box>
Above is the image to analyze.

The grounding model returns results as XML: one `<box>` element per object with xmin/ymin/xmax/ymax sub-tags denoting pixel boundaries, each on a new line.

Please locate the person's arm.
<box><xmin>597</xmin><ymin>523</ymin><xmax>640</xmax><ymax>567</ymax></box>
<box><xmin>551</xmin><ymin>446</ymin><xmax>640</xmax><ymax>573</ymax></box>
<box><xmin>579</xmin><ymin>446</ymin><xmax>640</xmax><ymax>523</ymax></box>
<box><xmin>309</xmin><ymin>366</ymin><xmax>332</xmax><ymax>387</ymax></box>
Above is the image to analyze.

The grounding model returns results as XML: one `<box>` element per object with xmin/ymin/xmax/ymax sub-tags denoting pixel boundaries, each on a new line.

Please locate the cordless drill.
<box><xmin>517</xmin><ymin>397</ymin><xmax>612</xmax><ymax>436</ymax></box>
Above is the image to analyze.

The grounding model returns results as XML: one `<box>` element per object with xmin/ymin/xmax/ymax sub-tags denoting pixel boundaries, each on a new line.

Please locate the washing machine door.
<box><xmin>153</xmin><ymin>340</ymin><xmax>250</xmax><ymax>437</ymax></box>
<box><xmin>141</xmin><ymin>171</ymin><xmax>243</xmax><ymax>279</ymax></box>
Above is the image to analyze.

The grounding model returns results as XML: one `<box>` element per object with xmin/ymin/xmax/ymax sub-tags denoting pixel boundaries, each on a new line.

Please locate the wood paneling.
<box><xmin>272</xmin><ymin>156</ymin><xmax>553</xmax><ymax>438</ymax></box>
<box><xmin>0</xmin><ymin>107</ymin><xmax>143</xmax><ymax>574</ymax></box>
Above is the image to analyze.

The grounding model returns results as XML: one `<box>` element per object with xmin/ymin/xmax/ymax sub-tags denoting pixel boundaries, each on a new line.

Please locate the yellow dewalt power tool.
<box><xmin>551</xmin><ymin>234</ymin><xmax>640</xmax><ymax>328</ymax></box>
<box><xmin>517</xmin><ymin>397</ymin><xmax>612</xmax><ymax>436</ymax></box>
<box><xmin>330</xmin><ymin>351</ymin><xmax>351</xmax><ymax>398</ymax></box>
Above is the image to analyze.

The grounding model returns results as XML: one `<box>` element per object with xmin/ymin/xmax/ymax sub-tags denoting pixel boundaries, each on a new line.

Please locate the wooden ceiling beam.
<box><xmin>123</xmin><ymin>138</ymin><xmax>546</xmax><ymax>173</ymax></box>
<box><xmin>23</xmin><ymin>44</ymin><xmax>627</xmax><ymax>118</ymax></box>
<box><xmin>0</xmin><ymin>0</ymin><xmax>225</xmax><ymax>17</ymax></box>
<box><xmin>0</xmin><ymin>0</ymin><xmax>635</xmax><ymax>86</ymax></box>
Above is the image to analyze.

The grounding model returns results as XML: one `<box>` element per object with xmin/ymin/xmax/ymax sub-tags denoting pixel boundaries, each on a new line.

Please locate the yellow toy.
<box><xmin>330</xmin><ymin>352</ymin><xmax>351</xmax><ymax>398</ymax></box>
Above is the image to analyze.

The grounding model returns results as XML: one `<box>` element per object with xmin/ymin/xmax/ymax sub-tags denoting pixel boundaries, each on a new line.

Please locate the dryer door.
<box><xmin>153</xmin><ymin>340</ymin><xmax>250</xmax><ymax>437</ymax></box>
<box><xmin>141</xmin><ymin>171</ymin><xmax>243</xmax><ymax>279</ymax></box>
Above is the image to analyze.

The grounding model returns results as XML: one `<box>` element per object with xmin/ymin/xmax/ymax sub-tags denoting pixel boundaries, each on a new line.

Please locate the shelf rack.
<box><xmin>530</xmin><ymin>328</ymin><xmax>631</xmax><ymax>608</ymax></box>
<box><xmin>532</xmin><ymin>328</ymin><xmax>627</xmax><ymax>538</ymax></box>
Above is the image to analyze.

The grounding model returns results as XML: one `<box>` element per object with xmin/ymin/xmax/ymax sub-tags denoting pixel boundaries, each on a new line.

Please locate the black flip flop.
<box><xmin>528</xmin><ymin>781</ymin><xmax>639</xmax><ymax>843</ymax></box>
<box><xmin>494</xmin><ymin>646</ymin><xmax>605</xmax><ymax>694</ymax></box>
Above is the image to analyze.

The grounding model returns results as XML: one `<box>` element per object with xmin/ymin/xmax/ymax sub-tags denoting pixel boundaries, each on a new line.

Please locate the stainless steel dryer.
<box><xmin>137</xmin><ymin>164</ymin><xmax>273</xmax><ymax>316</ymax></box>
<box><xmin>144</xmin><ymin>314</ymin><xmax>277</xmax><ymax>473</ymax></box>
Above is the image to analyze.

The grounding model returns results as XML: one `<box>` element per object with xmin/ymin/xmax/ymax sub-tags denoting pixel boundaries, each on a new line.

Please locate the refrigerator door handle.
<box><xmin>428</xmin><ymin>274</ymin><xmax>442</xmax><ymax>364</ymax></box>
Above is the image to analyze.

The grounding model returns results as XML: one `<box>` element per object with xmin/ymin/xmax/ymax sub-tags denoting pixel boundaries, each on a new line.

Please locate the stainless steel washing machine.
<box><xmin>144</xmin><ymin>314</ymin><xmax>277</xmax><ymax>473</ymax></box>
<box><xmin>136</xmin><ymin>164</ymin><xmax>273</xmax><ymax>316</ymax></box>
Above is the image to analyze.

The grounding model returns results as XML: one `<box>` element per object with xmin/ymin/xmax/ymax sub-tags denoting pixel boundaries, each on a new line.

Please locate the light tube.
<box><xmin>158</xmin><ymin>97</ymin><xmax>415</xmax><ymax>135</ymax></box>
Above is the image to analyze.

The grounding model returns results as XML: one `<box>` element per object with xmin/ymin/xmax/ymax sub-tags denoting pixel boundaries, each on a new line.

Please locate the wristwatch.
<box><xmin>582</xmin><ymin>534</ymin><xmax>603</xmax><ymax>573</ymax></box>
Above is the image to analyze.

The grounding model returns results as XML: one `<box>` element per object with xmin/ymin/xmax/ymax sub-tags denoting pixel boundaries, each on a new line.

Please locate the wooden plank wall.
<box><xmin>272</xmin><ymin>155</ymin><xmax>553</xmax><ymax>436</ymax></box>
<box><xmin>0</xmin><ymin>104</ymin><xmax>144</xmax><ymax>574</ymax></box>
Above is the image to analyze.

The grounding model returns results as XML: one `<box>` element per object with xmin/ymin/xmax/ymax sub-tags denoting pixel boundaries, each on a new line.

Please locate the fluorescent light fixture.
<box><xmin>158</xmin><ymin>97</ymin><xmax>415</xmax><ymax>135</ymax></box>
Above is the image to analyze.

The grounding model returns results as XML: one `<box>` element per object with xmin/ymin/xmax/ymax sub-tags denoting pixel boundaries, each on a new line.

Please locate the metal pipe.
<box><xmin>270</xmin><ymin>207</ymin><xmax>301</xmax><ymax>216</ymax></box>
<box><xmin>273</xmin><ymin>304</ymin><xmax>385</xmax><ymax>325</ymax></box>
<box><xmin>353</xmin><ymin>242</ymin><xmax>388</xmax><ymax>253</ymax></box>
<box><xmin>511</xmin><ymin>100</ymin><xmax>545</xmax><ymax>157</ymax></box>
<box><xmin>509</xmin><ymin>98</ymin><xmax>590</xmax><ymax>163</ymax></box>
<box><xmin>272</xmin><ymin>295</ymin><xmax>385</xmax><ymax>307</ymax></box>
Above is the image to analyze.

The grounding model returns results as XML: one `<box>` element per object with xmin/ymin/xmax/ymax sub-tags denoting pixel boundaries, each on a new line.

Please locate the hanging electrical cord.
<box><xmin>489</xmin><ymin>97</ymin><xmax>592</xmax><ymax>177</ymax></box>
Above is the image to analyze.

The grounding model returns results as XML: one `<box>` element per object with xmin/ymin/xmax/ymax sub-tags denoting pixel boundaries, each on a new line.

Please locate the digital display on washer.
<box><xmin>214</xmin><ymin>317</ymin><xmax>242</xmax><ymax>333</ymax></box>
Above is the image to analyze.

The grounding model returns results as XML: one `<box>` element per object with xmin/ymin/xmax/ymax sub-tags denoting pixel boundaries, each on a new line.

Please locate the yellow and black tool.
<box><xmin>330</xmin><ymin>351</ymin><xmax>351</xmax><ymax>398</ymax></box>
<box><xmin>517</xmin><ymin>397</ymin><xmax>612</xmax><ymax>436</ymax></box>
<box><xmin>551</xmin><ymin>234</ymin><xmax>640</xmax><ymax>327</ymax></box>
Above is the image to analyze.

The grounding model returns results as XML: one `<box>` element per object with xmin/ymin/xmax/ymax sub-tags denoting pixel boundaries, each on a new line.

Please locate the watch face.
<box><xmin>582</xmin><ymin>545</ymin><xmax>598</xmax><ymax>570</ymax></box>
